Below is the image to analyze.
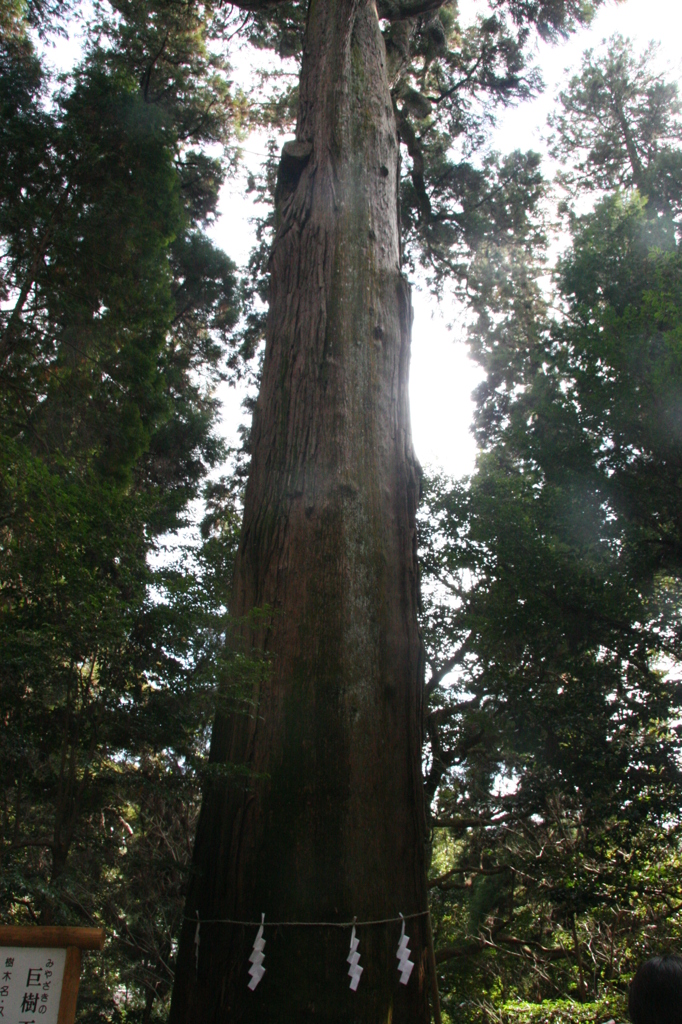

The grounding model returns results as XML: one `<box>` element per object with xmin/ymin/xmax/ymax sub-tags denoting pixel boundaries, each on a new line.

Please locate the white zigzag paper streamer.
<box><xmin>396</xmin><ymin>913</ymin><xmax>414</xmax><ymax>985</ymax></box>
<box><xmin>248</xmin><ymin>913</ymin><xmax>266</xmax><ymax>991</ymax></box>
<box><xmin>347</xmin><ymin>924</ymin><xmax>363</xmax><ymax>992</ymax></box>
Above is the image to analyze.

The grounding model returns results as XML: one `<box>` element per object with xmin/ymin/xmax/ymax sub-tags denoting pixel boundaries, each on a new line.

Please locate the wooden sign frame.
<box><xmin>0</xmin><ymin>927</ymin><xmax>104</xmax><ymax>1024</ymax></box>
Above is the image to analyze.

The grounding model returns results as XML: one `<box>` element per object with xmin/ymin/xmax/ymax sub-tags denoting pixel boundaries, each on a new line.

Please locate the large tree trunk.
<box><xmin>169</xmin><ymin>1</ymin><xmax>429</xmax><ymax>1020</ymax></box>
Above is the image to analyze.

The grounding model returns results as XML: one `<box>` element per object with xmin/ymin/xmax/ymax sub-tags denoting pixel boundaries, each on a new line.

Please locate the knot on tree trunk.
<box><xmin>275</xmin><ymin>140</ymin><xmax>314</xmax><ymax>207</ymax></box>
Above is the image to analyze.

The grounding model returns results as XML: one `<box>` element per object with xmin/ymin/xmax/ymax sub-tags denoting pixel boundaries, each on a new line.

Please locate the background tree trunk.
<box><xmin>170</xmin><ymin>1</ymin><xmax>429</xmax><ymax>1020</ymax></box>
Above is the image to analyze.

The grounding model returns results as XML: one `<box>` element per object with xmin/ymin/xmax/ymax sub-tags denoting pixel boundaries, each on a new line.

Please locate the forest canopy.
<box><xmin>1</xmin><ymin>1</ymin><xmax>681</xmax><ymax>1023</ymax></box>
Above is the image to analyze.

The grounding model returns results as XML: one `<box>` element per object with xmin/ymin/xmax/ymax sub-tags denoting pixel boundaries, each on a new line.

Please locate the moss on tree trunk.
<box><xmin>170</xmin><ymin>2</ymin><xmax>429</xmax><ymax>1020</ymax></box>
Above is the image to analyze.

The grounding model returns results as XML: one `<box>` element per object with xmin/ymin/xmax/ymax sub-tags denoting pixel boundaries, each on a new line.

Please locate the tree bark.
<box><xmin>170</xmin><ymin>1</ymin><xmax>428</xmax><ymax>1020</ymax></box>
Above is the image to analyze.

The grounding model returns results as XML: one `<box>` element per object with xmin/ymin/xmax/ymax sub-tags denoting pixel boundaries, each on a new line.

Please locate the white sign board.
<box><xmin>0</xmin><ymin>949</ymin><xmax>66</xmax><ymax>1024</ymax></box>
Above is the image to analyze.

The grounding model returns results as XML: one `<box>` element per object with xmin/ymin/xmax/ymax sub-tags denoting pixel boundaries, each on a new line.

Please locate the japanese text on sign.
<box><xmin>0</xmin><ymin>949</ymin><xmax>66</xmax><ymax>1024</ymax></box>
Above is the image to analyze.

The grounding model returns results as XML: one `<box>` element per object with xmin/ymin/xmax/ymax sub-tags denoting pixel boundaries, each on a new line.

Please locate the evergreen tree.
<box><xmin>421</xmin><ymin>36</ymin><xmax>682</xmax><ymax>1022</ymax></box>
<box><xmin>0</xmin><ymin>7</ymin><xmax>244</xmax><ymax>1019</ymax></box>
<box><xmin>166</xmin><ymin>3</ymin><xmax>609</xmax><ymax>1023</ymax></box>
<box><xmin>7</xmin><ymin>5</ymin><xmax>654</xmax><ymax>1022</ymax></box>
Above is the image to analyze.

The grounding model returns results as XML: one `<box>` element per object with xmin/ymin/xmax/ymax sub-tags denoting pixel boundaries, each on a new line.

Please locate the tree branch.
<box><xmin>0</xmin><ymin>184</ymin><xmax>71</xmax><ymax>364</ymax></box>
<box><xmin>435</xmin><ymin>939</ymin><xmax>485</xmax><ymax>963</ymax></box>
<box><xmin>433</xmin><ymin>811</ymin><xmax>522</xmax><ymax>829</ymax></box>
<box><xmin>10</xmin><ymin>837</ymin><xmax>55</xmax><ymax>850</ymax></box>
<box><xmin>378</xmin><ymin>0</ymin><xmax>449</xmax><ymax>20</ymax></box>
<box><xmin>425</xmin><ymin>653</ymin><xmax>467</xmax><ymax>696</ymax></box>
<box><xmin>396</xmin><ymin>110</ymin><xmax>432</xmax><ymax>223</ymax></box>
<box><xmin>225</xmin><ymin>0</ymin><xmax>295</xmax><ymax>10</ymax></box>
<box><xmin>435</xmin><ymin>933</ymin><xmax>576</xmax><ymax>965</ymax></box>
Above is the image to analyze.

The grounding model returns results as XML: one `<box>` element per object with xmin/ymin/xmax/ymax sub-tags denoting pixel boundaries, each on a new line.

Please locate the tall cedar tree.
<box><xmin>169</xmin><ymin>2</ymin><xmax>606</xmax><ymax>1022</ymax></box>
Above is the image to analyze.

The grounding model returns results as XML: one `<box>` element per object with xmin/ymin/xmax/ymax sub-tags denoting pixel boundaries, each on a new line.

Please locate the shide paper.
<box><xmin>347</xmin><ymin>925</ymin><xmax>363</xmax><ymax>992</ymax></box>
<box><xmin>248</xmin><ymin>916</ymin><xmax>266</xmax><ymax>991</ymax></box>
<box><xmin>396</xmin><ymin>915</ymin><xmax>414</xmax><ymax>985</ymax></box>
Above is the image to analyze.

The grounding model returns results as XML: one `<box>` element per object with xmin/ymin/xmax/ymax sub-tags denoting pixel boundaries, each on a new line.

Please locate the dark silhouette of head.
<box><xmin>629</xmin><ymin>955</ymin><xmax>682</xmax><ymax>1024</ymax></box>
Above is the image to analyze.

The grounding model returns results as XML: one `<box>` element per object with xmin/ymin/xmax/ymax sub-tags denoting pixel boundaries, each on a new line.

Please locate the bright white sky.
<box><xmin>211</xmin><ymin>0</ymin><xmax>682</xmax><ymax>479</ymax></box>
<box><xmin>43</xmin><ymin>0</ymin><xmax>682</xmax><ymax>480</ymax></box>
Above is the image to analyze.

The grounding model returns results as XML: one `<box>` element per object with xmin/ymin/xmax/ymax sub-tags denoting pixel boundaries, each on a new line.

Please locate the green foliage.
<box><xmin>0</xmin><ymin>7</ymin><xmax>244</xmax><ymax>1020</ymax></box>
<box><xmin>473</xmin><ymin>996</ymin><xmax>624</xmax><ymax>1024</ymax></box>
<box><xmin>549</xmin><ymin>34</ymin><xmax>682</xmax><ymax>207</ymax></box>
<box><xmin>422</xmin><ymin>35</ymin><xmax>682</xmax><ymax>1022</ymax></box>
<box><xmin>0</xmin><ymin>0</ymin><xmax>26</xmax><ymax>38</ymax></box>
<box><xmin>90</xmin><ymin>0</ymin><xmax>245</xmax><ymax>150</ymax></box>
<box><xmin>5</xmin><ymin>4</ymin><xmax>679</xmax><ymax>1022</ymax></box>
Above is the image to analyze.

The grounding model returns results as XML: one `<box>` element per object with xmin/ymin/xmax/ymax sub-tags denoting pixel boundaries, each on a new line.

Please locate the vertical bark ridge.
<box><xmin>170</xmin><ymin>1</ymin><xmax>429</xmax><ymax>1020</ymax></box>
